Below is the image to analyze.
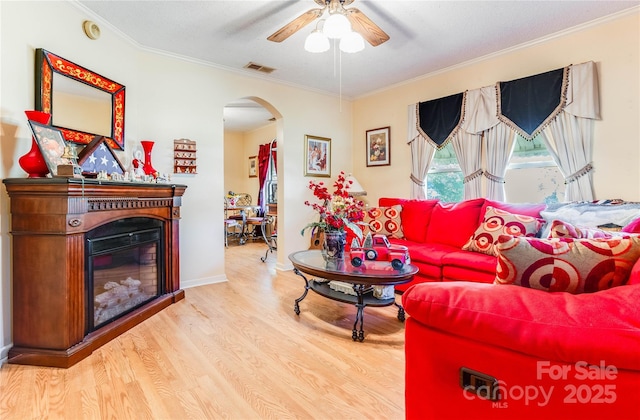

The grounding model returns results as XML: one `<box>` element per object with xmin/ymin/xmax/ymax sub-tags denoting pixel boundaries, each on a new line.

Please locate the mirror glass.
<box><xmin>35</xmin><ymin>48</ymin><xmax>126</xmax><ymax>150</ymax></box>
<box><xmin>52</xmin><ymin>73</ymin><xmax>112</xmax><ymax>137</ymax></box>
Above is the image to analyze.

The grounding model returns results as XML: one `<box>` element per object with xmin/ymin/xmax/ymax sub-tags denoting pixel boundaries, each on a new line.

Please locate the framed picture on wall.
<box><xmin>304</xmin><ymin>134</ymin><xmax>331</xmax><ymax>177</ymax></box>
<box><xmin>366</xmin><ymin>126</ymin><xmax>391</xmax><ymax>167</ymax></box>
<box><xmin>249</xmin><ymin>155</ymin><xmax>258</xmax><ymax>178</ymax></box>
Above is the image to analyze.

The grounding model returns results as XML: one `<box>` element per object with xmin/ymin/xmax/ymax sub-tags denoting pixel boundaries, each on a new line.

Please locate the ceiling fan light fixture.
<box><xmin>304</xmin><ymin>29</ymin><xmax>330</xmax><ymax>53</ymax></box>
<box><xmin>339</xmin><ymin>31</ymin><xmax>365</xmax><ymax>53</ymax></box>
<box><xmin>323</xmin><ymin>12</ymin><xmax>351</xmax><ymax>39</ymax></box>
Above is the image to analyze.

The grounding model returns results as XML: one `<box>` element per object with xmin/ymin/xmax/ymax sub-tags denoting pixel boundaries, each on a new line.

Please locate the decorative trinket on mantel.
<box><xmin>55</xmin><ymin>145</ymin><xmax>83</xmax><ymax>178</ymax></box>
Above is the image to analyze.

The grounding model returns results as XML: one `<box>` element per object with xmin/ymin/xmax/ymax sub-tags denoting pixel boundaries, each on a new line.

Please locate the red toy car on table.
<box><xmin>350</xmin><ymin>234</ymin><xmax>411</xmax><ymax>270</ymax></box>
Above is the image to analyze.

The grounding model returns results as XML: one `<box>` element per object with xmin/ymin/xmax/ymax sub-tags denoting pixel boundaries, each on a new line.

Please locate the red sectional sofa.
<box><xmin>402</xmin><ymin>268</ymin><xmax>640</xmax><ymax>419</ymax></box>
<box><xmin>378</xmin><ymin>197</ymin><xmax>546</xmax><ymax>291</ymax></box>
<box><xmin>376</xmin><ymin>197</ymin><xmax>640</xmax><ymax>418</ymax></box>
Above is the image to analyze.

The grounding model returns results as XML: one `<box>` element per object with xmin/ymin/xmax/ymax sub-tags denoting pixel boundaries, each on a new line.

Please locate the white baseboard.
<box><xmin>0</xmin><ymin>343</ymin><xmax>11</xmax><ymax>367</ymax></box>
<box><xmin>181</xmin><ymin>274</ymin><xmax>228</xmax><ymax>289</ymax></box>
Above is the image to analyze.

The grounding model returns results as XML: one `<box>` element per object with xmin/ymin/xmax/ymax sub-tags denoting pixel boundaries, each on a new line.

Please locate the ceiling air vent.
<box><xmin>244</xmin><ymin>62</ymin><xmax>276</xmax><ymax>74</ymax></box>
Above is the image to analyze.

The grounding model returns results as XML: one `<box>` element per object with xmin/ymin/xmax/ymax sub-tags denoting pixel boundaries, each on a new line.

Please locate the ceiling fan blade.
<box><xmin>346</xmin><ymin>8</ymin><xmax>390</xmax><ymax>47</ymax></box>
<box><xmin>267</xmin><ymin>8</ymin><xmax>324</xmax><ymax>43</ymax></box>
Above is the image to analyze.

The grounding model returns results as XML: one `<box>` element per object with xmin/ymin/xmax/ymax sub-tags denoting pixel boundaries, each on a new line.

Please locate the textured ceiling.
<box><xmin>74</xmin><ymin>0</ymin><xmax>638</xmax><ymax>131</ymax></box>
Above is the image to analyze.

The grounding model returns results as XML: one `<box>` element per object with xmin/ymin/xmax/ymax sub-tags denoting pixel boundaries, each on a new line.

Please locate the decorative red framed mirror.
<box><xmin>35</xmin><ymin>48</ymin><xmax>126</xmax><ymax>150</ymax></box>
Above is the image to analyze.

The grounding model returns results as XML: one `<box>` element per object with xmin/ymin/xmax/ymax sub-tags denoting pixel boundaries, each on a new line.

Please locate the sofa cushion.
<box><xmin>441</xmin><ymin>266</ymin><xmax>497</xmax><ymax>284</ymax></box>
<box><xmin>623</xmin><ymin>216</ymin><xmax>640</xmax><ymax>233</ymax></box>
<box><xmin>548</xmin><ymin>219</ymin><xmax>618</xmax><ymax>239</ymax></box>
<box><xmin>425</xmin><ymin>198</ymin><xmax>485</xmax><ymax>248</ymax></box>
<box><xmin>441</xmin><ymin>250</ymin><xmax>497</xmax><ymax>273</ymax></box>
<box><xmin>389</xmin><ymin>238</ymin><xmax>459</xmax><ymax>266</ymax></box>
<box><xmin>462</xmin><ymin>206</ymin><xmax>542</xmax><ymax>256</ymax></box>
<box><xmin>401</xmin><ymin>200</ymin><xmax>439</xmax><ymax>243</ymax></box>
<box><xmin>442</xmin><ymin>250</ymin><xmax>498</xmax><ymax>283</ymax></box>
<box><xmin>402</xmin><ymin>281</ymin><xmax>640</xmax><ymax>369</ymax></box>
<box><xmin>379</xmin><ymin>198</ymin><xmax>439</xmax><ymax>243</ymax></box>
<box><xmin>378</xmin><ymin>197</ymin><xmax>409</xmax><ymax>207</ymax></box>
<box><xmin>494</xmin><ymin>235</ymin><xmax>640</xmax><ymax>293</ymax></box>
<box><xmin>479</xmin><ymin>199</ymin><xmax>545</xmax><ymax>225</ymax></box>
<box><xmin>363</xmin><ymin>205</ymin><xmax>404</xmax><ymax>238</ymax></box>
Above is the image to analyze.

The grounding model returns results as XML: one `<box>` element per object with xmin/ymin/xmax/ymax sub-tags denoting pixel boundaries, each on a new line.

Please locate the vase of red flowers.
<box><xmin>301</xmin><ymin>172</ymin><xmax>365</xmax><ymax>261</ymax></box>
<box><xmin>323</xmin><ymin>230</ymin><xmax>347</xmax><ymax>260</ymax></box>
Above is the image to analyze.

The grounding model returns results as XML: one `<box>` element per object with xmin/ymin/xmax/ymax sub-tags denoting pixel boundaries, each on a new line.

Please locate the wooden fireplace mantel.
<box><xmin>3</xmin><ymin>178</ymin><xmax>187</xmax><ymax>368</ymax></box>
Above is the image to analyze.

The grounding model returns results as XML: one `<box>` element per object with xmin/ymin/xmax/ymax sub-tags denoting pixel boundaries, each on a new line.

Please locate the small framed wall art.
<box><xmin>304</xmin><ymin>134</ymin><xmax>331</xmax><ymax>177</ymax></box>
<box><xmin>27</xmin><ymin>120</ymin><xmax>75</xmax><ymax>176</ymax></box>
<box><xmin>366</xmin><ymin>126</ymin><xmax>391</xmax><ymax>167</ymax></box>
<box><xmin>249</xmin><ymin>155</ymin><xmax>258</xmax><ymax>177</ymax></box>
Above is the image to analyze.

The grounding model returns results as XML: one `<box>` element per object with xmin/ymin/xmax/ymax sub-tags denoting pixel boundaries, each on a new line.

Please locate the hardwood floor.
<box><xmin>0</xmin><ymin>242</ymin><xmax>406</xmax><ymax>419</ymax></box>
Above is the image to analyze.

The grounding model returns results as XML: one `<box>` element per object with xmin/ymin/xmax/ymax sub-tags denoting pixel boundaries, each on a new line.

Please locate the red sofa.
<box><xmin>378</xmin><ymin>197</ymin><xmax>546</xmax><ymax>291</ymax></box>
<box><xmin>402</xmin><ymin>268</ymin><xmax>640</xmax><ymax>419</ymax></box>
<box><xmin>384</xmin><ymin>198</ymin><xmax>640</xmax><ymax>418</ymax></box>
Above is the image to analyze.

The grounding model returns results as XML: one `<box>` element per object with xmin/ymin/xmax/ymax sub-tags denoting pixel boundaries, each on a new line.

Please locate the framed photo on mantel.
<box><xmin>27</xmin><ymin>120</ymin><xmax>75</xmax><ymax>176</ymax></box>
<box><xmin>366</xmin><ymin>126</ymin><xmax>391</xmax><ymax>167</ymax></box>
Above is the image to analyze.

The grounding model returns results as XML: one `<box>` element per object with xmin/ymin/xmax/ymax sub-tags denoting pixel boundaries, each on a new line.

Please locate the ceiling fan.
<box><xmin>267</xmin><ymin>0</ymin><xmax>390</xmax><ymax>47</ymax></box>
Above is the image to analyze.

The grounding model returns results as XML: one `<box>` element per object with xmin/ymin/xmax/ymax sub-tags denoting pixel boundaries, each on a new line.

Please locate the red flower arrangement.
<box><xmin>301</xmin><ymin>172</ymin><xmax>365</xmax><ymax>238</ymax></box>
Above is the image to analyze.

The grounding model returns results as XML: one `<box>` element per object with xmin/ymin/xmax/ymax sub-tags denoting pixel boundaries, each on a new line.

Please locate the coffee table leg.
<box><xmin>395</xmin><ymin>301</ymin><xmax>406</xmax><ymax>322</ymax></box>
<box><xmin>293</xmin><ymin>268</ymin><xmax>310</xmax><ymax>315</ymax></box>
<box><xmin>352</xmin><ymin>284</ymin><xmax>367</xmax><ymax>342</ymax></box>
<box><xmin>353</xmin><ymin>302</ymin><xmax>365</xmax><ymax>341</ymax></box>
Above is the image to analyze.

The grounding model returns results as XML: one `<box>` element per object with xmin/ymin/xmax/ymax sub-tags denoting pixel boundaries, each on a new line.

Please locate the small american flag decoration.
<box><xmin>77</xmin><ymin>136</ymin><xmax>125</xmax><ymax>176</ymax></box>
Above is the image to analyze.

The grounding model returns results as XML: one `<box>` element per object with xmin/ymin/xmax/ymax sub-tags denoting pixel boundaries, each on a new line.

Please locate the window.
<box><xmin>505</xmin><ymin>135</ymin><xmax>565</xmax><ymax>204</ymax></box>
<box><xmin>426</xmin><ymin>142</ymin><xmax>463</xmax><ymax>202</ymax></box>
<box><xmin>425</xmin><ymin>135</ymin><xmax>563</xmax><ymax>204</ymax></box>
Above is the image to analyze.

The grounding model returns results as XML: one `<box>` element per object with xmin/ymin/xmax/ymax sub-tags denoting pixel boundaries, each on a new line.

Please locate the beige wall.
<box><xmin>0</xmin><ymin>1</ymin><xmax>353</xmax><ymax>362</ymax></box>
<box><xmin>352</xmin><ymin>10</ymin><xmax>640</xmax><ymax>205</ymax></box>
<box><xmin>224</xmin><ymin>130</ymin><xmax>245</xmax><ymax>194</ymax></box>
<box><xmin>224</xmin><ymin>123</ymin><xmax>277</xmax><ymax>199</ymax></box>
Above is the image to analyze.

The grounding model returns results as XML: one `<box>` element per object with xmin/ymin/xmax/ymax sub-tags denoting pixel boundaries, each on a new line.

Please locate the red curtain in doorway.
<box><xmin>257</xmin><ymin>143</ymin><xmax>271</xmax><ymax>207</ymax></box>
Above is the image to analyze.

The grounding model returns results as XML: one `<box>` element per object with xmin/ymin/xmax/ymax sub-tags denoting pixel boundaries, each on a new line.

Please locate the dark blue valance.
<box><xmin>497</xmin><ymin>67</ymin><xmax>568</xmax><ymax>139</ymax></box>
<box><xmin>417</xmin><ymin>92</ymin><xmax>465</xmax><ymax>148</ymax></box>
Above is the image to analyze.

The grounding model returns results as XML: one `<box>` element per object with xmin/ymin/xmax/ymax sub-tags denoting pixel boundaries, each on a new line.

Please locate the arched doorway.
<box><xmin>223</xmin><ymin>97</ymin><xmax>282</xmax><ymax>265</ymax></box>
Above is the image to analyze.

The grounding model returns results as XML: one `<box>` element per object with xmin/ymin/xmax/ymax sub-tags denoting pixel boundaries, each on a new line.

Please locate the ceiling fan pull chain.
<box><xmin>339</xmin><ymin>48</ymin><xmax>343</xmax><ymax>112</ymax></box>
<box><xmin>331</xmin><ymin>39</ymin><xmax>338</xmax><ymax>79</ymax></box>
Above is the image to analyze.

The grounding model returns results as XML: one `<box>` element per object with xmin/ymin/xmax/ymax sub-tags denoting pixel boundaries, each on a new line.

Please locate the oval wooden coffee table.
<box><xmin>289</xmin><ymin>250</ymin><xmax>419</xmax><ymax>341</ymax></box>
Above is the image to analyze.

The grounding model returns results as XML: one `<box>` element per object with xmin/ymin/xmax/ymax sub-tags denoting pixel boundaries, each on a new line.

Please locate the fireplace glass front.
<box><xmin>86</xmin><ymin>217</ymin><xmax>164</xmax><ymax>332</ymax></box>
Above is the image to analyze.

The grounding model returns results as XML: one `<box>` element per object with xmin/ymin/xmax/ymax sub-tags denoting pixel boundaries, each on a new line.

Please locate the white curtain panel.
<box><xmin>407</xmin><ymin>104</ymin><xmax>435</xmax><ymax>199</ymax></box>
<box><xmin>451</xmin><ymin>131</ymin><xmax>483</xmax><ymax>199</ymax></box>
<box><xmin>484</xmin><ymin>123</ymin><xmax>516</xmax><ymax>201</ymax></box>
<box><xmin>541</xmin><ymin>112</ymin><xmax>595</xmax><ymax>201</ymax></box>
<box><xmin>539</xmin><ymin>62</ymin><xmax>598</xmax><ymax>201</ymax></box>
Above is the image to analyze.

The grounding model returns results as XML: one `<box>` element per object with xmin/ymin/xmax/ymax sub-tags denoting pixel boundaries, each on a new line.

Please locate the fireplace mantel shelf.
<box><xmin>3</xmin><ymin>178</ymin><xmax>187</xmax><ymax>368</ymax></box>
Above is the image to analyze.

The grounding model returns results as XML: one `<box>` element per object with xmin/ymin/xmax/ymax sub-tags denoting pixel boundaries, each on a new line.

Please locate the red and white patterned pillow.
<box><xmin>494</xmin><ymin>234</ymin><xmax>640</xmax><ymax>294</ymax></box>
<box><xmin>363</xmin><ymin>205</ymin><xmax>404</xmax><ymax>239</ymax></box>
<box><xmin>548</xmin><ymin>219</ymin><xmax>617</xmax><ymax>239</ymax></box>
<box><xmin>462</xmin><ymin>206</ymin><xmax>542</xmax><ymax>256</ymax></box>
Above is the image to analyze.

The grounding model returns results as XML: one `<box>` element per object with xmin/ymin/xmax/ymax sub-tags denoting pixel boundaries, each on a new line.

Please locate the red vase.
<box><xmin>141</xmin><ymin>140</ymin><xmax>158</xmax><ymax>177</ymax></box>
<box><xmin>19</xmin><ymin>111</ymin><xmax>51</xmax><ymax>178</ymax></box>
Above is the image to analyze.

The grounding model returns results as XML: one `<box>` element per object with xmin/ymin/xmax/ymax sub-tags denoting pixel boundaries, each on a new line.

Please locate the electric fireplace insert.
<box><xmin>85</xmin><ymin>217</ymin><xmax>164</xmax><ymax>333</ymax></box>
